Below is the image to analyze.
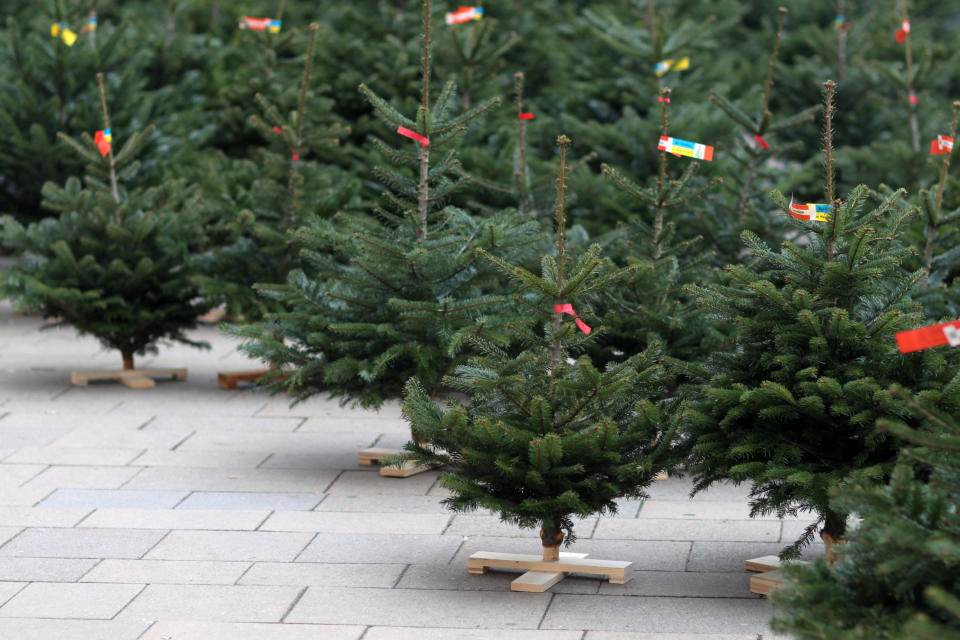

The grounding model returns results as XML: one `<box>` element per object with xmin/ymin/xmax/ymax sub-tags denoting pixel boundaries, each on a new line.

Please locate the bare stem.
<box><xmin>759</xmin><ymin>8</ymin><xmax>788</xmax><ymax>123</ymax></box>
<box><xmin>276</xmin><ymin>0</ymin><xmax>287</xmax><ymax>21</ymax></box>
<box><xmin>836</xmin><ymin>0</ymin><xmax>847</xmax><ymax>83</ymax></box>
<box><xmin>653</xmin><ymin>88</ymin><xmax>671</xmax><ymax>260</ymax></box>
<box><xmin>823</xmin><ymin>80</ymin><xmax>837</xmax><ymax>263</ymax></box>
<box><xmin>514</xmin><ymin>72</ymin><xmax>531</xmax><ymax>214</ymax></box>
<box><xmin>416</xmin><ymin>0</ymin><xmax>433</xmax><ymax>241</ymax></box>
<box><xmin>898</xmin><ymin>0</ymin><xmax>919</xmax><ymax>151</ymax></box>
<box><xmin>284</xmin><ymin>23</ymin><xmax>319</xmax><ymax>230</ymax></box>
<box><xmin>552</xmin><ymin>136</ymin><xmax>571</xmax><ymax>373</ymax></box>
<box><xmin>922</xmin><ymin>101</ymin><xmax>960</xmax><ymax>283</ymax></box>
<box><xmin>96</xmin><ymin>73</ymin><xmax>120</xmax><ymax>205</ymax></box>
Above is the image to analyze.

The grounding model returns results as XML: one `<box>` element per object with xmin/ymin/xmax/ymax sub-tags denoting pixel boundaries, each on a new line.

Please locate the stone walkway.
<box><xmin>0</xmin><ymin>300</ymin><xmax>811</xmax><ymax>639</ymax></box>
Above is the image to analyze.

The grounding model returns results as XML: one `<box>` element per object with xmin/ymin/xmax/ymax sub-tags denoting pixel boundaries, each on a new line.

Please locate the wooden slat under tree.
<box><xmin>71</xmin><ymin>368</ymin><xmax>187</xmax><ymax>389</ymax></box>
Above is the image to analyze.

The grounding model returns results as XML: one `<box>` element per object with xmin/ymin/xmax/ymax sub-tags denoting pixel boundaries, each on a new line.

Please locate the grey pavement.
<box><xmin>0</xmin><ymin>299</ymin><xmax>808</xmax><ymax>638</ymax></box>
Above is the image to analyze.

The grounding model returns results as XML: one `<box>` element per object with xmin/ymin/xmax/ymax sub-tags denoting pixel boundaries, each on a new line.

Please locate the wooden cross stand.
<box><xmin>218</xmin><ymin>369</ymin><xmax>271</xmax><ymax>389</ymax></box>
<box><xmin>71</xmin><ymin>368</ymin><xmax>187</xmax><ymax>389</ymax></box>
<box><xmin>744</xmin><ymin>555</ymin><xmax>806</xmax><ymax>596</ymax></box>
<box><xmin>468</xmin><ymin>549</ymin><xmax>633</xmax><ymax>593</ymax></box>
<box><xmin>357</xmin><ymin>447</ymin><xmax>435</xmax><ymax>478</ymax></box>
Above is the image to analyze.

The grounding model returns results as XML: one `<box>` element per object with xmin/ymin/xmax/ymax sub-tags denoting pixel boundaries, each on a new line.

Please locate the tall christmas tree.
<box><xmin>230</xmin><ymin>0</ymin><xmax>539</xmax><ymax>408</ymax></box>
<box><xmin>399</xmin><ymin>136</ymin><xmax>676</xmax><ymax>589</ymax></box>
<box><xmin>1</xmin><ymin>73</ymin><xmax>211</xmax><ymax>376</ymax></box>
<box><xmin>772</xmin><ymin>382</ymin><xmax>960</xmax><ymax>639</ymax></box>
<box><xmin>683</xmin><ymin>81</ymin><xmax>960</xmax><ymax>556</ymax></box>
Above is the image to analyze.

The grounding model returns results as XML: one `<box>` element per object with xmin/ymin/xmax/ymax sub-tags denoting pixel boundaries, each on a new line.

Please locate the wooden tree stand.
<box><xmin>357</xmin><ymin>447</ymin><xmax>436</xmax><ymax>478</ymax></box>
<box><xmin>217</xmin><ymin>369</ymin><xmax>271</xmax><ymax>389</ymax></box>
<box><xmin>744</xmin><ymin>555</ymin><xmax>806</xmax><ymax>596</ymax></box>
<box><xmin>71</xmin><ymin>368</ymin><xmax>187</xmax><ymax>389</ymax></box>
<box><xmin>468</xmin><ymin>547</ymin><xmax>633</xmax><ymax>593</ymax></box>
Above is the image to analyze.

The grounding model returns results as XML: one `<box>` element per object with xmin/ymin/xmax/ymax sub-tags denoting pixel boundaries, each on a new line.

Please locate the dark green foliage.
<box><xmin>1</xmin><ymin>77</ymin><xmax>211</xmax><ymax>368</ymax></box>
<box><xmin>400</xmin><ymin>136</ymin><xmax>675</xmax><ymax>547</ymax></box>
<box><xmin>772</xmin><ymin>384</ymin><xmax>960</xmax><ymax>639</ymax></box>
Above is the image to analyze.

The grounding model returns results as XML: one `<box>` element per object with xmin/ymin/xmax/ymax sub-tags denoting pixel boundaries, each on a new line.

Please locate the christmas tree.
<box><xmin>230</xmin><ymin>0</ymin><xmax>539</xmax><ymax>408</ymax></box>
<box><xmin>683</xmin><ymin>81</ymin><xmax>960</xmax><ymax>557</ymax></box>
<box><xmin>399</xmin><ymin>135</ymin><xmax>675</xmax><ymax>560</ymax></box>
<box><xmin>1</xmin><ymin>73</ymin><xmax>211</xmax><ymax>371</ymax></box>
<box><xmin>772</xmin><ymin>382</ymin><xmax>960</xmax><ymax>639</ymax></box>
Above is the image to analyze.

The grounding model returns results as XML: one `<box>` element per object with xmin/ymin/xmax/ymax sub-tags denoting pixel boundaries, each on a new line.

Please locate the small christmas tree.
<box><xmin>230</xmin><ymin>0</ymin><xmax>539</xmax><ymax>408</ymax></box>
<box><xmin>772</xmin><ymin>382</ymin><xmax>960</xmax><ymax>639</ymax></box>
<box><xmin>399</xmin><ymin>136</ymin><xmax>675</xmax><ymax>590</ymax></box>
<box><xmin>683</xmin><ymin>81</ymin><xmax>960</xmax><ymax>557</ymax></box>
<box><xmin>1</xmin><ymin>73</ymin><xmax>211</xmax><ymax>379</ymax></box>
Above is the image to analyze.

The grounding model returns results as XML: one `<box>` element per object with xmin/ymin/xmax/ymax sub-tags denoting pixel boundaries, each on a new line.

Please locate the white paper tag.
<box><xmin>943</xmin><ymin>325</ymin><xmax>960</xmax><ymax>347</ymax></box>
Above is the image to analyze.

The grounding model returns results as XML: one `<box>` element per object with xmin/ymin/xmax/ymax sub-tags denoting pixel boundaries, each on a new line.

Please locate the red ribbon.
<box><xmin>754</xmin><ymin>135</ymin><xmax>770</xmax><ymax>150</ymax></box>
<box><xmin>658</xmin><ymin>96</ymin><xmax>670</xmax><ymax>103</ymax></box>
<box><xmin>896</xmin><ymin>320</ymin><xmax>960</xmax><ymax>353</ymax></box>
<box><xmin>554</xmin><ymin>303</ymin><xmax>592</xmax><ymax>335</ymax></box>
<box><xmin>397</xmin><ymin>126</ymin><xmax>430</xmax><ymax>146</ymax></box>
<box><xmin>518</xmin><ymin>112</ymin><xmax>534</xmax><ymax>120</ymax></box>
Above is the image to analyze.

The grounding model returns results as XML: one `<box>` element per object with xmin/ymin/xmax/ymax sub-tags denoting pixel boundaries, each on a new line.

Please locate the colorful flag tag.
<box><xmin>51</xmin><ymin>22</ymin><xmax>77</xmax><ymax>46</ymax></box>
<box><xmin>397</xmin><ymin>126</ymin><xmax>429</xmax><ymax>146</ymax></box>
<box><xmin>446</xmin><ymin>6</ymin><xmax>483</xmax><ymax>25</ymax></box>
<box><xmin>555</xmin><ymin>303</ymin><xmax>591</xmax><ymax>335</ymax></box>
<box><xmin>94</xmin><ymin>128</ymin><xmax>112</xmax><ymax>157</ymax></box>
<box><xmin>653</xmin><ymin>57</ymin><xmax>690</xmax><ymax>77</ymax></box>
<box><xmin>896</xmin><ymin>319</ymin><xmax>960</xmax><ymax>353</ymax></box>
<box><xmin>931</xmin><ymin>135</ymin><xmax>954</xmax><ymax>155</ymax></box>
<box><xmin>788</xmin><ymin>197</ymin><xmax>831</xmax><ymax>222</ymax></box>
<box><xmin>82</xmin><ymin>14</ymin><xmax>97</xmax><ymax>34</ymax></box>
<box><xmin>658</xmin><ymin>136</ymin><xmax>714</xmax><ymax>161</ymax></box>
<box><xmin>834</xmin><ymin>15</ymin><xmax>849</xmax><ymax>31</ymax></box>
<box><xmin>895</xmin><ymin>20</ymin><xmax>910</xmax><ymax>43</ymax></box>
<box><xmin>518</xmin><ymin>112</ymin><xmax>534</xmax><ymax>120</ymax></box>
<box><xmin>754</xmin><ymin>135</ymin><xmax>770</xmax><ymax>150</ymax></box>
<box><xmin>239</xmin><ymin>17</ymin><xmax>280</xmax><ymax>32</ymax></box>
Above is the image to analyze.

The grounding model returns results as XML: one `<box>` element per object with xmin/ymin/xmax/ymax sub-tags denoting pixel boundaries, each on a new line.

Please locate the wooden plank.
<box><xmin>510</xmin><ymin>552</ymin><xmax>590</xmax><ymax>593</ymax></box>
<box><xmin>744</xmin><ymin>555</ymin><xmax>782</xmax><ymax>572</ymax></box>
<box><xmin>70</xmin><ymin>368</ymin><xmax>187</xmax><ymax>388</ymax></box>
<box><xmin>468</xmin><ymin>551</ymin><xmax>632</xmax><ymax>584</ymax></box>
<box><xmin>357</xmin><ymin>447</ymin><xmax>401</xmax><ymax>466</ymax></box>
<box><xmin>654</xmin><ymin>471</ymin><xmax>668</xmax><ymax>481</ymax></box>
<box><xmin>379</xmin><ymin>460</ymin><xmax>435</xmax><ymax>478</ymax></box>
<box><xmin>750</xmin><ymin>569</ymin><xmax>787</xmax><ymax>596</ymax></box>
<box><xmin>217</xmin><ymin>369</ymin><xmax>270</xmax><ymax>389</ymax></box>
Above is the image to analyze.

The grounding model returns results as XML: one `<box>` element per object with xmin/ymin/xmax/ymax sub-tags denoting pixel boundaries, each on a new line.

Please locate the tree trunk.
<box><xmin>122</xmin><ymin>350</ymin><xmax>134</xmax><ymax>370</ymax></box>
<box><xmin>540</xmin><ymin>523</ymin><xmax>564</xmax><ymax>562</ymax></box>
<box><xmin>820</xmin><ymin>509</ymin><xmax>847</xmax><ymax>564</ymax></box>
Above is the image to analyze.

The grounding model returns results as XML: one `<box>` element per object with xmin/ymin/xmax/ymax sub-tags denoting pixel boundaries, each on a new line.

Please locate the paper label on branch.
<box><xmin>446</xmin><ymin>6</ymin><xmax>483</xmax><ymax>25</ymax></box>
<box><xmin>754</xmin><ymin>135</ymin><xmax>770</xmax><ymax>150</ymax></box>
<box><xmin>555</xmin><ymin>304</ymin><xmax>591</xmax><ymax>335</ymax></box>
<box><xmin>908</xmin><ymin>92</ymin><xmax>919</xmax><ymax>105</ymax></box>
<box><xmin>51</xmin><ymin>22</ymin><xmax>77</xmax><ymax>46</ymax></box>
<box><xmin>895</xmin><ymin>20</ymin><xmax>910</xmax><ymax>43</ymax></box>
<box><xmin>518</xmin><ymin>112</ymin><xmax>534</xmax><ymax>120</ymax></box>
<box><xmin>653</xmin><ymin>57</ymin><xmax>690</xmax><ymax>77</ymax></box>
<box><xmin>240</xmin><ymin>17</ymin><xmax>281</xmax><ymax>32</ymax></box>
<box><xmin>896</xmin><ymin>320</ymin><xmax>960</xmax><ymax>353</ymax></box>
<box><xmin>658</xmin><ymin>136</ymin><xmax>714</xmax><ymax>161</ymax></box>
<box><xmin>788</xmin><ymin>197</ymin><xmax>831</xmax><ymax>222</ymax></box>
<box><xmin>397</xmin><ymin>126</ymin><xmax>429</xmax><ymax>146</ymax></box>
<box><xmin>658</xmin><ymin>96</ymin><xmax>670</xmax><ymax>103</ymax></box>
<box><xmin>95</xmin><ymin>129</ymin><xmax>112</xmax><ymax>156</ymax></box>
<box><xmin>82</xmin><ymin>15</ymin><xmax>97</xmax><ymax>34</ymax></box>
<box><xmin>931</xmin><ymin>135</ymin><xmax>954</xmax><ymax>155</ymax></box>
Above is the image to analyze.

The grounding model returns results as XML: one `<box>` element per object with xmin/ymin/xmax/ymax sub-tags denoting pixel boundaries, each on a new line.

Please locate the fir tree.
<box><xmin>683</xmin><ymin>81</ymin><xmax>960</xmax><ymax>557</ymax></box>
<box><xmin>772</xmin><ymin>382</ymin><xmax>960</xmax><ymax>639</ymax></box>
<box><xmin>1</xmin><ymin>73</ymin><xmax>211</xmax><ymax>370</ymax></box>
<box><xmin>230</xmin><ymin>0</ymin><xmax>539</xmax><ymax>408</ymax></box>
<box><xmin>399</xmin><ymin>135</ymin><xmax>675</xmax><ymax>552</ymax></box>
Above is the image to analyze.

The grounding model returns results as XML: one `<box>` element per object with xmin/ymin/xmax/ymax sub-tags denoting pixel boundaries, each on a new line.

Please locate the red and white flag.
<box><xmin>931</xmin><ymin>135</ymin><xmax>954</xmax><ymax>155</ymax></box>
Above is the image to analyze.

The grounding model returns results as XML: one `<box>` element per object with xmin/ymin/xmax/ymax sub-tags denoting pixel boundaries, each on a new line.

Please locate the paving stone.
<box><xmin>325</xmin><ymin>470</ymin><xmax>439</xmax><ymax>495</ymax></box>
<box><xmin>299</xmin><ymin>416</ymin><xmax>410</xmax><ymax>434</ymax></box>
<box><xmin>106</xmin><ymin>398</ymin><xmax>267</xmax><ymax>418</ymax></box>
<box><xmin>0</xmin><ymin>506</ymin><xmax>89</xmax><ymax>527</ymax></box>
<box><xmin>1</xmin><ymin>413</ymin><xmax>146</xmax><ymax>433</ymax></box>
<box><xmin>0</xmin><ymin>527</ymin><xmax>24</xmax><ymax>546</ymax></box>
<box><xmin>82</xmin><ymin>559</ymin><xmax>250</xmax><ymax>585</ymax></box>
<box><xmin>0</xmin><ymin>557</ymin><xmax>98</xmax><ymax>581</ymax></box>
<box><xmin>541</xmin><ymin>594</ymin><xmax>774</xmax><ymax>634</ymax></box>
<box><xmin>0</xmin><ymin>618</ymin><xmax>149</xmax><ymax>640</ymax></box>
<box><xmin>396</xmin><ymin>563</ymin><xmax>601</xmax><ymax>595</ymax></box>
<box><xmin>594</xmin><ymin>518</ymin><xmax>780</xmax><ymax>542</ymax></box>
<box><xmin>638</xmin><ymin>500</ymin><xmax>761</xmax><ymax>520</ymax></box>
<box><xmin>145</xmin><ymin>530</ymin><xmax>313</xmax><ymax>562</ymax></box>
<box><xmin>80</xmin><ymin>508</ymin><xmax>269</xmax><ymax>530</ymax></box>
<box><xmin>132</xmin><ymin>449</ymin><xmax>269</xmax><ymax>468</ymax></box>
<box><xmin>611</xmin><ymin>497</ymin><xmax>643</xmax><ymax>518</ymax></box>
<box><xmin>315</xmin><ymin>494</ymin><xmax>448</xmax><ymax>513</ymax></box>
<box><xmin>119</xmin><ymin>584</ymin><xmax>302</xmax><ymax>623</ymax></box>
<box><xmin>0</xmin><ymin>400</ymin><xmax>121</xmax><ymax>415</ymax></box>
<box><xmin>37</xmin><ymin>489</ymin><xmax>189</xmax><ymax>509</ymax></box>
<box><xmin>21</xmin><ymin>465</ymin><xmax>141</xmax><ymax>489</ymax></box>
<box><xmin>297</xmin><ymin>533</ymin><xmax>462</xmax><ymax>564</ymax></box>
<box><xmin>365</xmin><ymin>628</ymin><xmax>582</xmax><ymax>640</ymax></box>
<box><xmin>0</xmin><ymin>582</ymin><xmax>143</xmax><ymax>619</ymax></box>
<box><xmin>51</xmin><ymin>426</ymin><xmax>192</xmax><ymax>450</ymax></box>
<box><xmin>445</xmin><ymin>515</ymin><xmax>596</xmax><ymax>539</ymax></box>
<box><xmin>140</xmin><ymin>620</ymin><xmax>364</xmax><ymax>639</ymax></box>
<box><xmin>781</xmin><ymin>518</ymin><xmax>827</xmax><ymax>544</ymax></box>
<box><xmin>686</xmin><ymin>541</ymin><xmax>824</xmax><ymax>572</ymax></box>
<box><xmin>644</xmin><ymin>477</ymin><xmax>755</xmax><ymax>502</ymax></box>
<box><xmin>179</xmin><ymin>430</ymin><xmax>374</xmax><ymax>455</ymax></box>
<box><xmin>257</xmin><ymin>397</ymin><xmax>403</xmax><ymax>420</ymax></box>
<box><xmin>584</xmin><ymin>634</ymin><xmax>781</xmax><ymax>640</ymax></box>
<box><xmin>0</xmin><ymin>464</ymin><xmax>47</xmax><ymax>487</ymax></box>
<box><xmin>124</xmin><ymin>467</ymin><xmax>339</xmax><ymax>492</ymax></box>
<box><xmin>239</xmin><ymin>562</ymin><xmax>404</xmax><ymax>588</ymax></box>
<box><xmin>5</xmin><ymin>447</ymin><xmax>143</xmax><ymax>466</ymax></box>
<box><xmin>0</xmin><ymin>582</ymin><xmax>25</xmax><ymax>606</ymax></box>
<box><xmin>598</xmin><ymin>570</ymin><xmax>757</xmax><ymax>598</ymax></box>
<box><xmin>453</xmin><ymin>537</ymin><xmax>691</xmax><ymax>572</ymax></box>
<box><xmin>0</xmin><ymin>527</ymin><xmax>166</xmax><ymax>559</ymax></box>
<box><xmin>287</xmin><ymin>587</ymin><xmax>550</xmax><ymax>628</ymax></box>
<box><xmin>261</xmin><ymin>511</ymin><xmax>449</xmax><ymax>535</ymax></box>
<box><xmin>148</xmin><ymin>416</ymin><xmax>303</xmax><ymax>432</ymax></box>
<box><xmin>0</xmin><ymin>486</ymin><xmax>54</xmax><ymax>506</ymax></box>
<box><xmin>177</xmin><ymin>491</ymin><xmax>323</xmax><ymax>511</ymax></box>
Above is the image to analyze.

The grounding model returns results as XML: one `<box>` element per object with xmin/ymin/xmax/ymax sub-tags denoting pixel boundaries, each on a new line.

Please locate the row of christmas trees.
<box><xmin>1</xmin><ymin>1</ymin><xmax>959</xmax><ymax>637</ymax></box>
